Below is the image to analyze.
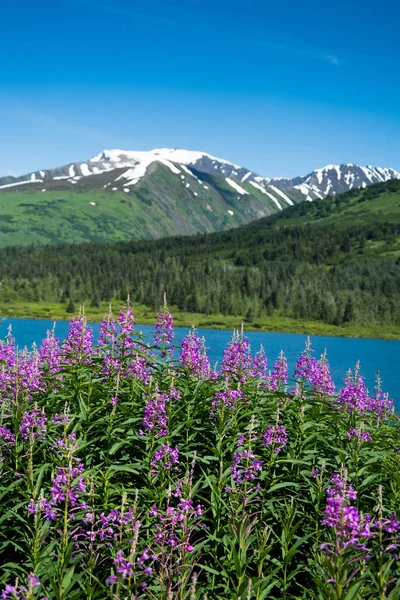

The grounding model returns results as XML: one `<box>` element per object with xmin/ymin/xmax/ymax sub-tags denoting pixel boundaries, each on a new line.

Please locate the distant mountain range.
<box><xmin>0</xmin><ymin>148</ymin><xmax>399</xmax><ymax>246</ymax></box>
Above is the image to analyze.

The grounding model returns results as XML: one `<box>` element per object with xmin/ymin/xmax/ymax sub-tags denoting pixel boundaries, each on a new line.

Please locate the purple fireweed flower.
<box><xmin>230</xmin><ymin>448</ymin><xmax>262</xmax><ymax>487</ymax></box>
<box><xmin>28</xmin><ymin>498</ymin><xmax>39</xmax><ymax>516</ymax></box>
<box><xmin>0</xmin><ymin>425</ymin><xmax>15</xmax><ymax>446</ymax></box>
<box><xmin>19</xmin><ymin>407</ymin><xmax>47</xmax><ymax>441</ymax></box>
<box><xmin>62</xmin><ymin>315</ymin><xmax>93</xmax><ymax>364</ymax></box>
<box><xmin>114</xmin><ymin>549</ymin><xmax>134</xmax><ymax>578</ymax></box>
<box><xmin>137</xmin><ymin>547</ymin><xmax>154</xmax><ymax>565</ymax></box>
<box><xmin>262</xmin><ymin>425</ymin><xmax>287</xmax><ymax>453</ymax></box>
<box><xmin>98</xmin><ymin>310</ymin><xmax>118</xmax><ymax>347</ymax></box>
<box><xmin>50</xmin><ymin>461</ymin><xmax>86</xmax><ymax>507</ymax></box>
<box><xmin>221</xmin><ymin>330</ymin><xmax>252</xmax><ymax>382</ymax></box>
<box><xmin>328</xmin><ymin>473</ymin><xmax>357</xmax><ymax>501</ymax></box>
<box><xmin>117</xmin><ymin>305</ymin><xmax>135</xmax><ymax>336</ymax></box>
<box><xmin>52</xmin><ymin>411</ymin><xmax>72</xmax><ymax>426</ymax></box>
<box><xmin>117</xmin><ymin>305</ymin><xmax>137</xmax><ymax>357</ymax></box>
<box><xmin>52</xmin><ymin>432</ymin><xmax>79</xmax><ymax>455</ymax></box>
<box><xmin>294</xmin><ymin>339</ymin><xmax>335</xmax><ymax>395</ymax></box>
<box><xmin>294</xmin><ymin>338</ymin><xmax>317</xmax><ymax>380</ymax></box>
<box><xmin>2</xmin><ymin>347</ymin><xmax>45</xmax><ymax>404</ymax></box>
<box><xmin>321</xmin><ymin>471</ymin><xmax>371</xmax><ymax>552</ymax></box>
<box><xmin>0</xmin><ymin>584</ymin><xmax>19</xmax><ymax>599</ymax></box>
<box><xmin>107</xmin><ymin>540</ymin><xmax>153</xmax><ymax>589</ymax></box>
<box><xmin>39</xmin><ymin>498</ymin><xmax>56</xmax><ymax>521</ymax></box>
<box><xmin>380</xmin><ymin>513</ymin><xmax>400</xmax><ymax>534</ymax></box>
<box><xmin>154</xmin><ymin>303</ymin><xmax>174</xmax><ymax>358</ymax></box>
<box><xmin>338</xmin><ymin>367</ymin><xmax>393</xmax><ymax>416</ymax></box>
<box><xmin>151</xmin><ymin>444</ymin><xmax>179</xmax><ymax>477</ymax></box>
<box><xmin>295</xmin><ymin>340</ymin><xmax>336</xmax><ymax>397</ymax></box>
<box><xmin>77</xmin><ymin>508</ymin><xmax>140</xmax><ymax>546</ymax></box>
<box><xmin>268</xmin><ymin>351</ymin><xmax>288</xmax><ymax>392</ymax></box>
<box><xmin>141</xmin><ymin>390</ymin><xmax>170</xmax><ymax>437</ymax></box>
<box><xmin>211</xmin><ymin>388</ymin><xmax>245</xmax><ymax>411</ymax></box>
<box><xmin>179</xmin><ymin>330</ymin><xmax>210</xmax><ymax>377</ymax></box>
<box><xmin>26</xmin><ymin>575</ymin><xmax>40</xmax><ymax>591</ymax></box>
<box><xmin>337</xmin><ymin>366</ymin><xmax>368</xmax><ymax>413</ymax></box>
<box><xmin>125</xmin><ymin>353</ymin><xmax>151</xmax><ymax>385</ymax></box>
<box><xmin>227</xmin><ymin>427</ymin><xmax>262</xmax><ymax>496</ymax></box>
<box><xmin>0</xmin><ymin>574</ymin><xmax>40</xmax><ymax>599</ymax></box>
<box><xmin>0</xmin><ymin>332</ymin><xmax>44</xmax><ymax>405</ymax></box>
<box><xmin>39</xmin><ymin>328</ymin><xmax>62</xmax><ymax>376</ymax></box>
<box><xmin>366</xmin><ymin>389</ymin><xmax>394</xmax><ymax>416</ymax></box>
<box><xmin>102</xmin><ymin>354</ymin><xmax>121</xmax><ymax>376</ymax></box>
<box><xmin>150</xmin><ymin>491</ymin><xmax>203</xmax><ymax>554</ymax></box>
<box><xmin>250</xmin><ymin>346</ymin><xmax>267</xmax><ymax>379</ymax></box>
<box><xmin>0</xmin><ymin>329</ymin><xmax>16</xmax><ymax>400</ymax></box>
<box><xmin>346</xmin><ymin>427</ymin><xmax>372</xmax><ymax>443</ymax></box>
<box><xmin>141</xmin><ymin>399</ymin><xmax>164</xmax><ymax>437</ymax></box>
<box><xmin>312</xmin><ymin>353</ymin><xmax>335</xmax><ymax>396</ymax></box>
<box><xmin>311</xmin><ymin>468</ymin><xmax>319</xmax><ymax>478</ymax></box>
<box><xmin>363</xmin><ymin>506</ymin><xmax>400</xmax><ymax>555</ymax></box>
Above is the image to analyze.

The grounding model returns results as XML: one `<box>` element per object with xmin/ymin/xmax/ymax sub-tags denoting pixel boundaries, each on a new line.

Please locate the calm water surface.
<box><xmin>2</xmin><ymin>318</ymin><xmax>399</xmax><ymax>407</ymax></box>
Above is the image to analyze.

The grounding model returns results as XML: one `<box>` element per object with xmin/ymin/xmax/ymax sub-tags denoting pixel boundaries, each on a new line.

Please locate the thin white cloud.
<box><xmin>66</xmin><ymin>0</ymin><xmax>340</xmax><ymax>67</ymax></box>
<box><xmin>249</xmin><ymin>36</ymin><xmax>340</xmax><ymax>65</ymax></box>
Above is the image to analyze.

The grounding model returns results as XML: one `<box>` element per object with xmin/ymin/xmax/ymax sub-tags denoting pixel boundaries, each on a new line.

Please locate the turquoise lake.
<box><xmin>2</xmin><ymin>317</ymin><xmax>399</xmax><ymax>407</ymax></box>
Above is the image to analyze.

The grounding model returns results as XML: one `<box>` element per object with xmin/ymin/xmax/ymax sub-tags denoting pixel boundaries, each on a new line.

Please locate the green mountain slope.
<box><xmin>197</xmin><ymin>178</ymin><xmax>400</xmax><ymax>260</ymax></box>
<box><xmin>0</xmin><ymin>180</ymin><xmax>399</xmax><ymax>336</ymax></box>
<box><xmin>253</xmin><ymin>177</ymin><xmax>400</xmax><ymax>229</ymax></box>
<box><xmin>0</xmin><ymin>163</ymin><xmax>283</xmax><ymax>246</ymax></box>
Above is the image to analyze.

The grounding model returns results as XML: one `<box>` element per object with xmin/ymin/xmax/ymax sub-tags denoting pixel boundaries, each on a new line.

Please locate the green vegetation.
<box><xmin>0</xmin><ymin>309</ymin><xmax>399</xmax><ymax>599</ymax></box>
<box><xmin>0</xmin><ymin>164</ymin><xmax>278</xmax><ymax>246</ymax></box>
<box><xmin>0</xmin><ymin>179</ymin><xmax>399</xmax><ymax>337</ymax></box>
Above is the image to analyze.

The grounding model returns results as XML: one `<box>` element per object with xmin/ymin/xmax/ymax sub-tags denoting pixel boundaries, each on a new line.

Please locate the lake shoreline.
<box><xmin>1</xmin><ymin>301</ymin><xmax>399</xmax><ymax>340</ymax></box>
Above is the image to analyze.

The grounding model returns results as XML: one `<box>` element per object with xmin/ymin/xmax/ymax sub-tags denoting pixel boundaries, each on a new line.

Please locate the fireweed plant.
<box><xmin>0</xmin><ymin>306</ymin><xmax>399</xmax><ymax>599</ymax></box>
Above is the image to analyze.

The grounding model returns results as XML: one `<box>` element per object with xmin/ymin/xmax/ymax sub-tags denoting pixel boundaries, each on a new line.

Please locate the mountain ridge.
<box><xmin>0</xmin><ymin>148</ymin><xmax>399</xmax><ymax>247</ymax></box>
<box><xmin>1</xmin><ymin>147</ymin><xmax>399</xmax><ymax>200</ymax></box>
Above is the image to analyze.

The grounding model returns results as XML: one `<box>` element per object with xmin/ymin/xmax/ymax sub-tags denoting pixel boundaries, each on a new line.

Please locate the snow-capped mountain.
<box><xmin>290</xmin><ymin>164</ymin><xmax>400</xmax><ymax>201</ymax></box>
<box><xmin>0</xmin><ymin>148</ymin><xmax>399</xmax><ymax>247</ymax></box>
<box><xmin>1</xmin><ymin>148</ymin><xmax>398</xmax><ymax>204</ymax></box>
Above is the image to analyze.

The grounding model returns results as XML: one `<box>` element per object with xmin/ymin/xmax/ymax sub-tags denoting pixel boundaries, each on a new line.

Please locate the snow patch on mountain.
<box><xmin>269</xmin><ymin>185</ymin><xmax>294</xmax><ymax>206</ymax></box>
<box><xmin>264</xmin><ymin>191</ymin><xmax>282</xmax><ymax>211</ymax></box>
<box><xmin>90</xmin><ymin>148</ymin><xmax>240</xmax><ymax>169</ymax></box>
<box><xmin>115</xmin><ymin>161</ymin><xmax>152</xmax><ymax>186</ymax></box>
<box><xmin>0</xmin><ymin>179</ymin><xmax>43</xmax><ymax>190</ymax></box>
<box><xmin>180</xmin><ymin>164</ymin><xmax>194</xmax><ymax>177</ymax></box>
<box><xmin>294</xmin><ymin>184</ymin><xmax>313</xmax><ymax>201</ymax></box>
<box><xmin>159</xmin><ymin>158</ymin><xmax>181</xmax><ymax>174</ymax></box>
<box><xmin>225</xmin><ymin>178</ymin><xmax>249</xmax><ymax>195</ymax></box>
<box><xmin>249</xmin><ymin>181</ymin><xmax>269</xmax><ymax>195</ymax></box>
<box><xmin>80</xmin><ymin>164</ymin><xmax>91</xmax><ymax>177</ymax></box>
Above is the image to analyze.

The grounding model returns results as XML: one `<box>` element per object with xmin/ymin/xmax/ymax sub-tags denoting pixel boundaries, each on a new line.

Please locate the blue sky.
<box><xmin>1</xmin><ymin>0</ymin><xmax>399</xmax><ymax>177</ymax></box>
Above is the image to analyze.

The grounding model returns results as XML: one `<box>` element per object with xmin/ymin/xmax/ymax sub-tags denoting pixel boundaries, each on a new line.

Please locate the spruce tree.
<box><xmin>66</xmin><ymin>298</ymin><xmax>75</xmax><ymax>314</ymax></box>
